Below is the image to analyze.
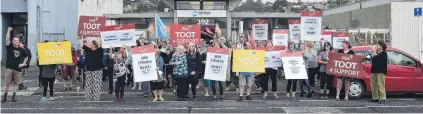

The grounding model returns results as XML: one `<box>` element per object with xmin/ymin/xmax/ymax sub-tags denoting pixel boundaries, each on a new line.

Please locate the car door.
<box><xmin>385</xmin><ymin>51</ymin><xmax>422</xmax><ymax>92</ymax></box>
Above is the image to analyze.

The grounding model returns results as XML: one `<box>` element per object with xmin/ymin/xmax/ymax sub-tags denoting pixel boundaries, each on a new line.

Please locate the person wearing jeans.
<box><xmin>108</xmin><ymin>46</ymin><xmax>129</xmax><ymax>104</ymax></box>
<box><xmin>303</xmin><ymin>41</ymin><xmax>319</xmax><ymax>95</ymax></box>
<box><xmin>369</xmin><ymin>41</ymin><xmax>388</xmax><ymax>104</ymax></box>
<box><xmin>186</xmin><ymin>43</ymin><xmax>201</xmax><ymax>100</ymax></box>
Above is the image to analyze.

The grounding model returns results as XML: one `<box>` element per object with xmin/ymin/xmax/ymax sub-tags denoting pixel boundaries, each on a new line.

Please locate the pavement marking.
<box><xmin>1</xmin><ymin>87</ymin><xmax>39</xmax><ymax>96</ymax></box>
<box><xmin>147</xmin><ymin>101</ymin><xmax>189</xmax><ymax>103</ymax></box>
<box><xmin>77</xmin><ymin>101</ymin><xmax>114</xmax><ymax>103</ymax></box>
<box><xmin>388</xmin><ymin>99</ymin><xmax>416</xmax><ymax>101</ymax></box>
<box><xmin>366</xmin><ymin>105</ymin><xmax>423</xmax><ymax>108</ymax></box>
<box><xmin>223</xmin><ymin>100</ymin><xmax>263</xmax><ymax>101</ymax></box>
<box><xmin>299</xmin><ymin>100</ymin><xmax>329</xmax><ymax>102</ymax></box>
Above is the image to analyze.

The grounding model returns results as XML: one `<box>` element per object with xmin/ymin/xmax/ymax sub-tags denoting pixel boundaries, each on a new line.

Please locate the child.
<box><xmin>41</xmin><ymin>64</ymin><xmax>58</xmax><ymax>101</ymax></box>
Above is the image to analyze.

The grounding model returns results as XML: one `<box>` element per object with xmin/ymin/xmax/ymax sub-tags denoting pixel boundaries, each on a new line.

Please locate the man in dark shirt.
<box><xmin>369</xmin><ymin>41</ymin><xmax>388</xmax><ymax>104</ymax></box>
<box><xmin>2</xmin><ymin>27</ymin><xmax>29</xmax><ymax>102</ymax></box>
<box><xmin>18</xmin><ymin>41</ymin><xmax>31</xmax><ymax>91</ymax></box>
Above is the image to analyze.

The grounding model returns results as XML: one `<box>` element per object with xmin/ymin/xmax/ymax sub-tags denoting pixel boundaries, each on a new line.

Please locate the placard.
<box><xmin>170</xmin><ymin>24</ymin><xmax>201</xmax><ymax>46</ymax></box>
<box><xmin>321</xmin><ymin>31</ymin><xmax>332</xmax><ymax>43</ymax></box>
<box><xmin>37</xmin><ymin>41</ymin><xmax>73</xmax><ymax>65</ymax></box>
<box><xmin>100</xmin><ymin>24</ymin><xmax>137</xmax><ymax>48</ymax></box>
<box><xmin>257</xmin><ymin>46</ymin><xmax>286</xmax><ymax>68</ymax></box>
<box><xmin>204</xmin><ymin>47</ymin><xmax>230</xmax><ymax>81</ymax></box>
<box><xmin>326</xmin><ymin>52</ymin><xmax>364</xmax><ymax>78</ymax></box>
<box><xmin>232</xmin><ymin>49</ymin><xmax>265</xmax><ymax>73</ymax></box>
<box><xmin>252</xmin><ymin>20</ymin><xmax>269</xmax><ymax>41</ymax></box>
<box><xmin>77</xmin><ymin>16</ymin><xmax>106</xmax><ymax>37</ymax></box>
<box><xmin>288</xmin><ymin>19</ymin><xmax>301</xmax><ymax>43</ymax></box>
<box><xmin>132</xmin><ymin>47</ymin><xmax>158</xmax><ymax>82</ymax></box>
<box><xmin>272</xmin><ymin>29</ymin><xmax>289</xmax><ymax>46</ymax></box>
<box><xmin>332</xmin><ymin>32</ymin><xmax>349</xmax><ymax>49</ymax></box>
<box><xmin>281</xmin><ymin>52</ymin><xmax>308</xmax><ymax>79</ymax></box>
<box><xmin>300</xmin><ymin>11</ymin><xmax>322</xmax><ymax>41</ymax></box>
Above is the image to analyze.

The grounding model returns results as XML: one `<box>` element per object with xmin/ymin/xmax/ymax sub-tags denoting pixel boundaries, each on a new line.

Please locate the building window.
<box><xmin>203</xmin><ymin>1</ymin><xmax>226</xmax><ymax>10</ymax></box>
<box><xmin>274</xmin><ymin>18</ymin><xmax>288</xmax><ymax>29</ymax></box>
<box><xmin>177</xmin><ymin>1</ymin><xmax>200</xmax><ymax>10</ymax></box>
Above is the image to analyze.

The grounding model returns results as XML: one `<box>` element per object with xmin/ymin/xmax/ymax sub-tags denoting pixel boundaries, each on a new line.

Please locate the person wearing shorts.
<box><xmin>2</xmin><ymin>27</ymin><xmax>28</xmax><ymax>102</ymax></box>
<box><xmin>62</xmin><ymin>64</ymin><xmax>75</xmax><ymax>90</ymax></box>
<box><xmin>237</xmin><ymin>72</ymin><xmax>254</xmax><ymax>101</ymax></box>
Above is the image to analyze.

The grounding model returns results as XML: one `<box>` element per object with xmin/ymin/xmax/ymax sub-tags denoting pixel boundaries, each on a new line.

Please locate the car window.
<box><xmin>386</xmin><ymin>51</ymin><xmax>416</xmax><ymax>67</ymax></box>
<box><xmin>355</xmin><ymin>50</ymin><xmax>372</xmax><ymax>64</ymax></box>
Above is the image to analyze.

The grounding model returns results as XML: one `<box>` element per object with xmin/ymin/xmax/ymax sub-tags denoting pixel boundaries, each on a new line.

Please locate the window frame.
<box><xmin>386</xmin><ymin>50</ymin><xmax>417</xmax><ymax>67</ymax></box>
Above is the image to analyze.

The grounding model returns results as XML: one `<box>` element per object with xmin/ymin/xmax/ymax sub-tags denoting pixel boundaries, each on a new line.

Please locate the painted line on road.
<box><xmin>388</xmin><ymin>99</ymin><xmax>416</xmax><ymax>101</ymax></box>
<box><xmin>366</xmin><ymin>105</ymin><xmax>423</xmax><ymax>108</ymax></box>
<box><xmin>223</xmin><ymin>100</ymin><xmax>263</xmax><ymax>101</ymax></box>
<box><xmin>299</xmin><ymin>100</ymin><xmax>329</xmax><ymax>102</ymax></box>
<box><xmin>77</xmin><ymin>101</ymin><xmax>114</xmax><ymax>103</ymax></box>
<box><xmin>147</xmin><ymin>101</ymin><xmax>189</xmax><ymax>103</ymax></box>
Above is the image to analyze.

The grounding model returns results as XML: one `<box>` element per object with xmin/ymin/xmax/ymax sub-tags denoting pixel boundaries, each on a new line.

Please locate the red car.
<box><xmin>334</xmin><ymin>46</ymin><xmax>423</xmax><ymax>99</ymax></box>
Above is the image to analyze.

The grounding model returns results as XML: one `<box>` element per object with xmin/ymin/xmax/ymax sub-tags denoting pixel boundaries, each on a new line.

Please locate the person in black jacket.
<box><xmin>369</xmin><ymin>41</ymin><xmax>388</xmax><ymax>104</ymax></box>
<box><xmin>186</xmin><ymin>42</ymin><xmax>202</xmax><ymax>100</ymax></box>
<box><xmin>18</xmin><ymin>41</ymin><xmax>31</xmax><ymax>90</ymax></box>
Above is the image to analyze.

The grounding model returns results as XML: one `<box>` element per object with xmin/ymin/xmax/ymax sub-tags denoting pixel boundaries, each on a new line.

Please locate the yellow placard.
<box><xmin>37</xmin><ymin>41</ymin><xmax>73</xmax><ymax>65</ymax></box>
<box><xmin>232</xmin><ymin>49</ymin><xmax>265</xmax><ymax>73</ymax></box>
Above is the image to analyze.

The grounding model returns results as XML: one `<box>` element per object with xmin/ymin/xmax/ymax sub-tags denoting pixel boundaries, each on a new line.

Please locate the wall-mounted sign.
<box><xmin>177</xmin><ymin>10</ymin><xmax>227</xmax><ymax>17</ymax></box>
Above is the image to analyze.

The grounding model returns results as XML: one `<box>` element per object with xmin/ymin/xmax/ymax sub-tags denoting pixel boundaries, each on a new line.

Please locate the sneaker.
<box><xmin>153</xmin><ymin>97</ymin><xmax>158</xmax><ymax>102</ymax></box>
<box><xmin>255</xmin><ymin>87</ymin><xmax>262</xmax><ymax>91</ymax></box>
<box><xmin>319</xmin><ymin>94</ymin><xmax>325</xmax><ymax>99</ymax></box>
<box><xmin>159</xmin><ymin>97</ymin><xmax>165</xmax><ymax>101</ymax></box>
<box><xmin>225</xmin><ymin>87</ymin><xmax>230</xmax><ymax>91</ymax></box>
<box><xmin>143</xmin><ymin>93</ymin><xmax>149</xmax><ymax>97</ymax></box>
<box><xmin>63</xmin><ymin>87</ymin><xmax>68</xmax><ymax>91</ymax></box>
<box><xmin>47</xmin><ymin>97</ymin><xmax>55</xmax><ymax>101</ymax></box>
<box><xmin>196</xmin><ymin>85</ymin><xmax>200</xmax><ymax>89</ymax></box>
<box><xmin>324</xmin><ymin>95</ymin><xmax>329</xmax><ymax>99</ymax></box>
<box><xmin>193</xmin><ymin>95</ymin><xmax>197</xmax><ymax>100</ymax></box>
<box><xmin>306</xmin><ymin>93</ymin><xmax>312</xmax><ymax>98</ymax></box>
<box><xmin>213</xmin><ymin>95</ymin><xmax>217</xmax><ymax>99</ymax></box>
<box><xmin>41</xmin><ymin>97</ymin><xmax>47</xmax><ymax>102</ymax></box>
<box><xmin>132</xmin><ymin>86</ymin><xmax>136</xmax><ymax>90</ymax></box>
<box><xmin>246</xmin><ymin>95</ymin><xmax>252</xmax><ymax>100</ymax></box>
<box><xmin>204</xmin><ymin>93</ymin><xmax>210</xmax><ymax>97</ymax></box>
<box><xmin>237</xmin><ymin>96</ymin><xmax>243</xmax><ymax>101</ymax></box>
<box><xmin>220</xmin><ymin>95</ymin><xmax>224</xmax><ymax>99</ymax></box>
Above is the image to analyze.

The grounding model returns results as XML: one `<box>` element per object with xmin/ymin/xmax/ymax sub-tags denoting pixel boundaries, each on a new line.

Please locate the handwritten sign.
<box><xmin>281</xmin><ymin>52</ymin><xmax>308</xmax><ymax>79</ymax></box>
<box><xmin>204</xmin><ymin>47</ymin><xmax>230</xmax><ymax>81</ymax></box>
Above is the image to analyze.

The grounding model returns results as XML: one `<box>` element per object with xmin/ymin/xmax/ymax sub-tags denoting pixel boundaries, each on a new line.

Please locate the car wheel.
<box><xmin>348</xmin><ymin>79</ymin><xmax>365</xmax><ymax>99</ymax></box>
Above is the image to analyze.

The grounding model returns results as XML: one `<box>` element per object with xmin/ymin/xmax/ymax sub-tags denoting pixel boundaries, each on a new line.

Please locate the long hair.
<box><xmin>342</xmin><ymin>40</ymin><xmax>352</xmax><ymax>49</ymax></box>
<box><xmin>322</xmin><ymin>42</ymin><xmax>334</xmax><ymax>52</ymax></box>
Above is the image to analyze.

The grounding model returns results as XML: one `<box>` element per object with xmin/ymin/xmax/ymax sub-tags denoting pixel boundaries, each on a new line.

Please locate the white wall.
<box><xmin>391</xmin><ymin>2</ymin><xmax>423</xmax><ymax>61</ymax></box>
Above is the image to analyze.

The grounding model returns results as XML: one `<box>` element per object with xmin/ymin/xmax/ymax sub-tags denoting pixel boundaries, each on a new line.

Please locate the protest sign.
<box><xmin>132</xmin><ymin>47</ymin><xmax>158</xmax><ymax>82</ymax></box>
<box><xmin>252</xmin><ymin>20</ymin><xmax>269</xmax><ymax>40</ymax></box>
<box><xmin>170</xmin><ymin>24</ymin><xmax>201</xmax><ymax>46</ymax></box>
<box><xmin>232</xmin><ymin>49</ymin><xmax>265</xmax><ymax>73</ymax></box>
<box><xmin>281</xmin><ymin>52</ymin><xmax>308</xmax><ymax>79</ymax></box>
<box><xmin>332</xmin><ymin>32</ymin><xmax>349</xmax><ymax>49</ymax></box>
<box><xmin>288</xmin><ymin>19</ymin><xmax>301</xmax><ymax>43</ymax></box>
<box><xmin>100</xmin><ymin>24</ymin><xmax>137</xmax><ymax>48</ymax></box>
<box><xmin>272</xmin><ymin>29</ymin><xmax>289</xmax><ymax>46</ymax></box>
<box><xmin>37</xmin><ymin>41</ymin><xmax>72</xmax><ymax>65</ymax></box>
<box><xmin>257</xmin><ymin>46</ymin><xmax>286</xmax><ymax>68</ymax></box>
<box><xmin>321</xmin><ymin>31</ymin><xmax>332</xmax><ymax>43</ymax></box>
<box><xmin>77</xmin><ymin>16</ymin><xmax>106</xmax><ymax>37</ymax></box>
<box><xmin>300</xmin><ymin>11</ymin><xmax>322</xmax><ymax>41</ymax></box>
<box><xmin>204</xmin><ymin>47</ymin><xmax>230</xmax><ymax>81</ymax></box>
<box><xmin>326</xmin><ymin>52</ymin><xmax>364</xmax><ymax>78</ymax></box>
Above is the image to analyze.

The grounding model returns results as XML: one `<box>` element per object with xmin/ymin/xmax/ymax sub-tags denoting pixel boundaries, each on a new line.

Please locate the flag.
<box><xmin>155</xmin><ymin>14</ymin><xmax>169</xmax><ymax>40</ymax></box>
<box><xmin>205</xmin><ymin>27</ymin><xmax>214</xmax><ymax>35</ymax></box>
<box><xmin>247</xmin><ymin>31</ymin><xmax>256</xmax><ymax>49</ymax></box>
<box><xmin>215</xmin><ymin>24</ymin><xmax>222</xmax><ymax>35</ymax></box>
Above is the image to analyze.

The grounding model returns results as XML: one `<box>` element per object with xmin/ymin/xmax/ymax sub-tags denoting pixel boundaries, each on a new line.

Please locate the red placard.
<box><xmin>77</xmin><ymin>16</ymin><xmax>106</xmax><ymax>37</ymax></box>
<box><xmin>252</xmin><ymin>20</ymin><xmax>269</xmax><ymax>24</ymax></box>
<box><xmin>131</xmin><ymin>46</ymin><xmax>155</xmax><ymax>54</ymax></box>
<box><xmin>100</xmin><ymin>24</ymin><xmax>135</xmax><ymax>31</ymax></box>
<box><xmin>207</xmin><ymin>47</ymin><xmax>230</xmax><ymax>55</ymax></box>
<box><xmin>281</xmin><ymin>52</ymin><xmax>303</xmax><ymax>57</ymax></box>
<box><xmin>301</xmin><ymin>11</ymin><xmax>323</xmax><ymax>17</ymax></box>
<box><xmin>273</xmin><ymin>29</ymin><xmax>289</xmax><ymax>34</ymax></box>
<box><xmin>170</xmin><ymin>24</ymin><xmax>201</xmax><ymax>46</ymax></box>
<box><xmin>288</xmin><ymin>19</ymin><xmax>301</xmax><ymax>24</ymax></box>
<box><xmin>333</xmin><ymin>32</ymin><xmax>349</xmax><ymax>37</ymax></box>
<box><xmin>326</xmin><ymin>52</ymin><xmax>364</xmax><ymax>78</ymax></box>
<box><xmin>322</xmin><ymin>31</ymin><xmax>332</xmax><ymax>35</ymax></box>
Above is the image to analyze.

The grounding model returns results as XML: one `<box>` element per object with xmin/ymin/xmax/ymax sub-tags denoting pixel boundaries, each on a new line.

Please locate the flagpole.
<box><xmin>154</xmin><ymin>12</ymin><xmax>157</xmax><ymax>40</ymax></box>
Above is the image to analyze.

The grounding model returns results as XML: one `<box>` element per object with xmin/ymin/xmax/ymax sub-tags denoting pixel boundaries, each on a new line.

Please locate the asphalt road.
<box><xmin>1</xmin><ymin>65</ymin><xmax>423</xmax><ymax>113</ymax></box>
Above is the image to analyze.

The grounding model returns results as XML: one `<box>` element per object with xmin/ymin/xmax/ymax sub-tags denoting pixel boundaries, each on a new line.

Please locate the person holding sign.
<box><xmin>335</xmin><ymin>41</ymin><xmax>355</xmax><ymax>101</ymax></box>
<box><xmin>108</xmin><ymin>46</ymin><xmax>129</xmax><ymax>103</ymax></box>
<box><xmin>317</xmin><ymin>42</ymin><xmax>335</xmax><ymax>99</ymax></box>
<box><xmin>260</xmin><ymin>42</ymin><xmax>279</xmax><ymax>99</ymax></box>
<box><xmin>2</xmin><ymin>27</ymin><xmax>29</xmax><ymax>102</ymax></box>
<box><xmin>169</xmin><ymin>45</ymin><xmax>189</xmax><ymax>101</ymax></box>
<box><xmin>209</xmin><ymin>42</ymin><xmax>227</xmax><ymax>100</ymax></box>
<box><xmin>237</xmin><ymin>42</ymin><xmax>255</xmax><ymax>101</ymax></box>
<box><xmin>285</xmin><ymin>43</ymin><xmax>299</xmax><ymax>98</ymax></box>
<box><xmin>303</xmin><ymin>41</ymin><xmax>319</xmax><ymax>96</ymax></box>
<box><xmin>79</xmin><ymin>38</ymin><xmax>104</xmax><ymax>101</ymax></box>
<box><xmin>369</xmin><ymin>41</ymin><xmax>388</xmax><ymax>104</ymax></box>
<box><xmin>151</xmin><ymin>48</ymin><xmax>166</xmax><ymax>102</ymax></box>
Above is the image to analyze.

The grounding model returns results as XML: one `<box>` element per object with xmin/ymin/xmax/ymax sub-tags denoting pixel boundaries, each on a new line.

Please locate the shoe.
<box><xmin>292</xmin><ymin>92</ymin><xmax>296</xmax><ymax>98</ymax></box>
<box><xmin>108</xmin><ymin>91</ymin><xmax>113</xmax><ymax>94</ymax></box>
<box><xmin>246</xmin><ymin>95</ymin><xmax>252</xmax><ymax>100</ymax></box>
<box><xmin>41</xmin><ymin>97</ymin><xmax>47</xmax><ymax>102</ymax></box>
<box><xmin>311</xmin><ymin>90</ymin><xmax>315</xmax><ymax>95</ymax></box>
<box><xmin>177</xmin><ymin>98</ymin><xmax>182</xmax><ymax>101</ymax></box>
<box><xmin>63</xmin><ymin>87</ymin><xmax>68</xmax><ymax>91</ymax></box>
<box><xmin>256</xmin><ymin>87</ymin><xmax>262</xmax><ymax>91</ymax></box>
<box><xmin>237</xmin><ymin>96</ymin><xmax>243</xmax><ymax>101</ymax></box>
<box><xmin>115</xmin><ymin>96</ymin><xmax>119</xmax><ymax>103</ymax></box>
<box><xmin>143</xmin><ymin>93</ymin><xmax>149</xmax><ymax>97</ymax></box>
<box><xmin>132</xmin><ymin>86</ymin><xmax>136</xmax><ymax>90</ymax></box>
<box><xmin>11</xmin><ymin>93</ymin><xmax>17</xmax><ymax>102</ymax></box>
<box><xmin>225</xmin><ymin>87</ymin><xmax>230</xmax><ymax>91</ymax></box>
<box><xmin>193</xmin><ymin>95</ymin><xmax>196</xmax><ymax>100</ymax></box>
<box><xmin>274</xmin><ymin>93</ymin><xmax>279</xmax><ymax>99</ymax></box>
<box><xmin>324</xmin><ymin>95</ymin><xmax>329</xmax><ymax>99</ymax></box>
<box><xmin>1</xmin><ymin>93</ymin><xmax>7</xmax><ymax>102</ymax></box>
<box><xmin>307</xmin><ymin>93</ymin><xmax>312</xmax><ymax>98</ymax></box>
<box><xmin>204</xmin><ymin>93</ymin><xmax>210</xmax><ymax>97</ymax></box>
<box><xmin>336</xmin><ymin>98</ymin><xmax>341</xmax><ymax>101</ymax></box>
<box><xmin>286</xmin><ymin>93</ymin><xmax>290</xmax><ymax>98</ymax></box>
<box><xmin>68</xmin><ymin>87</ymin><xmax>74</xmax><ymax>91</ymax></box>
<box><xmin>213</xmin><ymin>95</ymin><xmax>217</xmax><ymax>99</ymax></box>
<box><xmin>159</xmin><ymin>97</ymin><xmax>165</xmax><ymax>101</ymax></box>
<box><xmin>153</xmin><ymin>97</ymin><xmax>158</xmax><ymax>102</ymax></box>
<box><xmin>379</xmin><ymin>100</ymin><xmax>385</xmax><ymax>104</ymax></box>
<box><xmin>300</xmin><ymin>93</ymin><xmax>304</xmax><ymax>97</ymax></box>
<box><xmin>319</xmin><ymin>94</ymin><xmax>324</xmax><ymax>99</ymax></box>
<box><xmin>47</xmin><ymin>97</ymin><xmax>55</xmax><ymax>101</ymax></box>
<box><xmin>196</xmin><ymin>85</ymin><xmax>200</xmax><ymax>89</ymax></box>
<box><xmin>344</xmin><ymin>98</ymin><xmax>349</xmax><ymax>101</ymax></box>
<box><xmin>220</xmin><ymin>95</ymin><xmax>224</xmax><ymax>99</ymax></box>
<box><xmin>182</xmin><ymin>98</ymin><xmax>186</xmax><ymax>101</ymax></box>
<box><xmin>369</xmin><ymin>99</ymin><xmax>379</xmax><ymax>102</ymax></box>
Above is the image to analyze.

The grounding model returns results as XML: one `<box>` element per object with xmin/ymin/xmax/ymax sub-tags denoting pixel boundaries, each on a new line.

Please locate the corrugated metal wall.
<box><xmin>391</xmin><ymin>2</ymin><xmax>423</xmax><ymax>61</ymax></box>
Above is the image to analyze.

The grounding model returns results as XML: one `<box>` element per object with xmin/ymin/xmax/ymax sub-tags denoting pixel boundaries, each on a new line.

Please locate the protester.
<box><xmin>336</xmin><ymin>41</ymin><xmax>355</xmax><ymax>101</ymax></box>
<box><xmin>210</xmin><ymin>42</ymin><xmax>225</xmax><ymax>99</ymax></box>
<box><xmin>62</xmin><ymin>46</ymin><xmax>78</xmax><ymax>91</ymax></box>
<box><xmin>151</xmin><ymin>48</ymin><xmax>166</xmax><ymax>101</ymax></box>
<box><xmin>40</xmin><ymin>62</ymin><xmax>57</xmax><ymax>102</ymax></box>
<box><xmin>369</xmin><ymin>41</ymin><xmax>388</xmax><ymax>104</ymax></box>
<box><xmin>79</xmin><ymin>38</ymin><xmax>104</xmax><ymax>101</ymax></box>
<box><xmin>260</xmin><ymin>42</ymin><xmax>279</xmax><ymax>99</ymax></box>
<box><xmin>170</xmin><ymin>45</ymin><xmax>189</xmax><ymax>101</ymax></box>
<box><xmin>285</xmin><ymin>42</ymin><xmax>298</xmax><ymax>98</ymax></box>
<box><xmin>103</xmin><ymin>47</ymin><xmax>114</xmax><ymax>94</ymax></box>
<box><xmin>126</xmin><ymin>46</ymin><xmax>134</xmax><ymax>91</ymax></box>
<box><xmin>225</xmin><ymin>43</ymin><xmax>239</xmax><ymax>92</ymax></box>
<box><xmin>108</xmin><ymin>46</ymin><xmax>129</xmax><ymax>103</ymax></box>
<box><xmin>237</xmin><ymin>42</ymin><xmax>255</xmax><ymax>101</ymax></box>
<box><xmin>186</xmin><ymin>42</ymin><xmax>201</xmax><ymax>100</ymax></box>
<box><xmin>160</xmin><ymin>47</ymin><xmax>174</xmax><ymax>88</ymax></box>
<box><xmin>198</xmin><ymin>41</ymin><xmax>211</xmax><ymax>97</ymax></box>
<box><xmin>2</xmin><ymin>27</ymin><xmax>28</xmax><ymax>102</ymax></box>
<box><xmin>303</xmin><ymin>41</ymin><xmax>318</xmax><ymax>95</ymax></box>
<box><xmin>18</xmin><ymin>41</ymin><xmax>31</xmax><ymax>91</ymax></box>
<box><xmin>317</xmin><ymin>42</ymin><xmax>334</xmax><ymax>99</ymax></box>
<box><xmin>299</xmin><ymin>43</ymin><xmax>312</xmax><ymax>98</ymax></box>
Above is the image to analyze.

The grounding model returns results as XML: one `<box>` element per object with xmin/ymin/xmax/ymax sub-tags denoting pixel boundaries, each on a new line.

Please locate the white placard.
<box><xmin>332</xmin><ymin>32</ymin><xmax>349</xmax><ymax>49</ymax></box>
<box><xmin>252</xmin><ymin>20</ymin><xmax>269</xmax><ymax>41</ymax></box>
<box><xmin>132</xmin><ymin>47</ymin><xmax>158</xmax><ymax>82</ymax></box>
<box><xmin>281</xmin><ymin>52</ymin><xmax>308</xmax><ymax>79</ymax></box>
<box><xmin>288</xmin><ymin>20</ymin><xmax>301</xmax><ymax>43</ymax></box>
<box><xmin>101</xmin><ymin>24</ymin><xmax>137</xmax><ymax>48</ymax></box>
<box><xmin>204</xmin><ymin>47</ymin><xmax>230</xmax><ymax>81</ymax></box>
<box><xmin>265</xmin><ymin>51</ymin><xmax>283</xmax><ymax>68</ymax></box>
<box><xmin>272</xmin><ymin>29</ymin><xmax>289</xmax><ymax>46</ymax></box>
<box><xmin>300</xmin><ymin>11</ymin><xmax>322</xmax><ymax>41</ymax></box>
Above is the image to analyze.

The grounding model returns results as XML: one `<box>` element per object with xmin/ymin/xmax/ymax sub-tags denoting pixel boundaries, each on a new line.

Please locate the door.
<box><xmin>385</xmin><ymin>51</ymin><xmax>423</xmax><ymax>92</ymax></box>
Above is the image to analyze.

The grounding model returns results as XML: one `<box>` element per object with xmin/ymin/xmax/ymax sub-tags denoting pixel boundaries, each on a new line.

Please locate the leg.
<box><xmin>246</xmin><ymin>76</ymin><xmax>254</xmax><ymax>96</ymax></box>
<box><xmin>42</xmin><ymin>78</ymin><xmax>48</xmax><ymax>97</ymax></box>
<box><xmin>218</xmin><ymin>81</ymin><xmax>224</xmax><ymax>95</ymax></box>
<box><xmin>260</xmin><ymin>73</ymin><xmax>269</xmax><ymax>93</ymax></box>
<box><xmin>211</xmin><ymin>81</ymin><xmax>217</xmax><ymax>96</ymax></box>
<box><xmin>326</xmin><ymin>75</ymin><xmax>334</xmax><ymax>95</ymax></box>
<box><xmin>108</xmin><ymin>68</ymin><xmax>114</xmax><ymax>93</ymax></box>
<box><xmin>377</xmin><ymin>74</ymin><xmax>386</xmax><ymax>100</ymax></box>
<box><xmin>371</xmin><ymin>74</ymin><xmax>379</xmax><ymax>100</ymax></box>
<box><xmin>232</xmin><ymin>73</ymin><xmax>240</xmax><ymax>88</ymax></box>
<box><xmin>92</xmin><ymin>70</ymin><xmax>103</xmax><ymax>101</ymax></box>
<box><xmin>287</xmin><ymin>80</ymin><xmax>292</xmax><ymax>94</ymax></box>
<box><xmin>39</xmin><ymin>66</ymin><xmax>43</xmax><ymax>87</ymax></box>
<box><xmin>336</xmin><ymin>77</ymin><xmax>343</xmax><ymax>99</ymax></box>
<box><xmin>344</xmin><ymin>79</ymin><xmax>350</xmax><ymax>99</ymax></box>
<box><xmin>238</xmin><ymin>76</ymin><xmax>247</xmax><ymax>97</ymax></box>
<box><xmin>270</xmin><ymin>69</ymin><xmax>277</xmax><ymax>92</ymax></box>
<box><xmin>48</xmin><ymin>78</ymin><xmax>55</xmax><ymax>97</ymax></box>
<box><xmin>191</xmin><ymin>78</ymin><xmax>198</xmax><ymax>96</ymax></box>
<box><xmin>84</xmin><ymin>71</ymin><xmax>93</xmax><ymax>100</ymax></box>
<box><xmin>320</xmin><ymin>72</ymin><xmax>327</xmax><ymax>94</ymax></box>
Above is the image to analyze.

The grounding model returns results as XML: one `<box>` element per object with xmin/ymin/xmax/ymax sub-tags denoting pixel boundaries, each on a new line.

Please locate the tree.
<box><xmin>273</xmin><ymin>0</ymin><xmax>288</xmax><ymax>12</ymax></box>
